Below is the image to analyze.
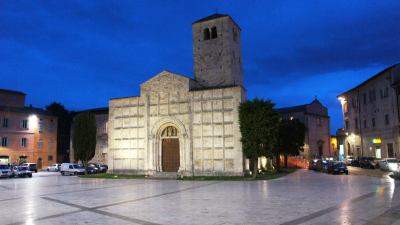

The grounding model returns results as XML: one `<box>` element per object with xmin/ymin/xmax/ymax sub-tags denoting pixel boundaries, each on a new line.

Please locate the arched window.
<box><xmin>211</xmin><ymin>26</ymin><xmax>217</xmax><ymax>39</ymax></box>
<box><xmin>203</xmin><ymin>28</ymin><xmax>210</xmax><ymax>40</ymax></box>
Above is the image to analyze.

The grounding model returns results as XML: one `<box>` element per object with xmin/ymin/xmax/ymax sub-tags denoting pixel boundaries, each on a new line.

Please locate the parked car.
<box><xmin>328</xmin><ymin>161</ymin><xmax>349</xmax><ymax>175</ymax></box>
<box><xmin>0</xmin><ymin>164</ymin><xmax>13</xmax><ymax>178</ymax></box>
<box><xmin>350</xmin><ymin>158</ymin><xmax>360</xmax><ymax>167</ymax></box>
<box><xmin>47</xmin><ymin>163</ymin><xmax>61</xmax><ymax>172</ymax></box>
<box><xmin>309</xmin><ymin>159</ymin><xmax>319</xmax><ymax>170</ymax></box>
<box><xmin>359</xmin><ymin>157</ymin><xmax>378</xmax><ymax>169</ymax></box>
<box><xmin>22</xmin><ymin>163</ymin><xmax>38</xmax><ymax>173</ymax></box>
<box><xmin>379</xmin><ymin>158</ymin><xmax>399</xmax><ymax>172</ymax></box>
<box><xmin>316</xmin><ymin>159</ymin><xmax>330</xmax><ymax>172</ymax></box>
<box><xmin>344</xmin><ymin>156</ymin><xmax>355</xmax><ymax>165</ymax></box>
<box><xmin>12</xmin><ymin>166</ymin><xmax>32</xmax><ymax>178</ymax></box>
<box><xmin>86</xmin><ymin>163</ymin><xmax>99</xmax><ymax>174</ymax></box>
<box><xmin>60</xmin><ymin>163</ymin><xmax>86</xmax><ymax>176</ymax></box>
<box><xmin>97</xmin><ymin>164</ymin><xmax>108</xmax><ymax>173</ymax></box>
<box><xmin>322</xmin><ymin>160</ymin><xmax>332</xmax><ymax>173</ymax></box>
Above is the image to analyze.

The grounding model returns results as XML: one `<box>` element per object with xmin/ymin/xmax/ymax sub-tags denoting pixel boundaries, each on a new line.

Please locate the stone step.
<box><xmin>150</xmin><ymin>172</ymin><xmax>178</xmax><ymax>179</ymax></box>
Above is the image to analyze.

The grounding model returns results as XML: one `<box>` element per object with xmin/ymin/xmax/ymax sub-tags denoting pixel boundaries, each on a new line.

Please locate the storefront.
<box><xmin>0</xmin><ymin>155</ymin><xmax>9</xmax><ymax>164</ymax></box>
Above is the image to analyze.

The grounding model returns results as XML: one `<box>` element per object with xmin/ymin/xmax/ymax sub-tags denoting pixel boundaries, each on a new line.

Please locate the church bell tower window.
<box><xmin>203</xmin><ymin>28</ymin><xmax>210</xmax><ymax>40</ymax></box>
<box><xmin>211</xmin><ymin>26</ymin><xmax>217</xmax><ymax>39</ymax></box>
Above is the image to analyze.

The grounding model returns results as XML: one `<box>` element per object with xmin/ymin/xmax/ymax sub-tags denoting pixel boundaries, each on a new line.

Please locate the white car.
<box><xmin>379</xmin><ymin>158</ymin><xmax>399</xmax><ymax>172</ymax></box>
<box><xmin>0</xmin><ymin>164</ymin><xmax>12</xmax><ymax>178</ymax></box>
<box><xmin>60</xmin><ymin>163</ymin><xmax>85</xmax><ymax>176</ymax></box>
<box><xmin>47</xmin><ymin>163</ymin><xmax>61</xmax><ymax>172</ymax></box>
<box><xmin>344</xmin><ymin>156</ymin><xmax>355</xmax><ymax>165</ymax></box>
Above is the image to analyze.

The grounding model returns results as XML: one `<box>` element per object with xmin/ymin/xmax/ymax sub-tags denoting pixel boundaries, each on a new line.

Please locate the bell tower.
<box><xmin>192</xmin><ymin>14</ymin><xmax>243</xmax><ymax>87</ymax></box>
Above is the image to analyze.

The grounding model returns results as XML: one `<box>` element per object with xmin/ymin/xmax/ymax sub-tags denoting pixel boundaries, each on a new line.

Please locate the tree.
<box><xmin>239</xmin><ymin>98</ymin><xmax>280</xmax><ymax>177</ymax></box>
<box><xmin>46</xmin><ymin>102</ymin><xmax>74</xmax><ymax>163</ymax></box>
<box><xmin>72</xmin><ymin>112</ymin><xmax>96</xmax><ymax>168</ymax></box>
<box><xmin>277</xmin><ymin>119</ymin><xmax>306</xmax><ymax>168</ymax></box>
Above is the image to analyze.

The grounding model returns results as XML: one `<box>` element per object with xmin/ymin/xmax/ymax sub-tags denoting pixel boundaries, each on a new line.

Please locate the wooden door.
<box><xmin>162</xmin><ymin>138</ymin><xmax>180</xmax><ymax>172</ymax></box>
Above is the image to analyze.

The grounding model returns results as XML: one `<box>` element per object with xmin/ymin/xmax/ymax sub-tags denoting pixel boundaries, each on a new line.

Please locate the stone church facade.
<box><xmin>108</xmin><ymin>14</ymin><xmax>246</xmax><ymax>176</ymax></box>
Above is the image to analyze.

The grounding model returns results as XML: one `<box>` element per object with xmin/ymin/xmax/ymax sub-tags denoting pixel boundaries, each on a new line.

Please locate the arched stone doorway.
<box><xmin>161</xmin><ymin>126</ymin><xmax>180</xmax><ymax>172</ymax></box>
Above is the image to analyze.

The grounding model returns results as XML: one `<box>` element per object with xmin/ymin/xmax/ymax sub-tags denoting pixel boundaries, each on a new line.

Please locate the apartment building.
<box><xmin>337</xmin><ymin>63</ymin><xmax>400</xmax><ymax>159</ymax></box>
<box><xmin>0</xmin><ymin>89</ymin><xmax>57</xmax><ymax>168</ymax></box>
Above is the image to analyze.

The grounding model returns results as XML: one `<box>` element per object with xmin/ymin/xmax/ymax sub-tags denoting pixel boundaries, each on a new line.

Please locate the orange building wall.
<box><xmin>0</xmin><ymin>111</ymin><xmax>57</xmax><ymax>168</ymax></box>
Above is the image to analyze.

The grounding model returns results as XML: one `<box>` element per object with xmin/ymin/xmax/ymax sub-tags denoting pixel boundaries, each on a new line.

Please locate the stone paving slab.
<box><xmin>0</xmin><ymin>169</ymin><xmax>399</xmax><ymax>225</ymax></box>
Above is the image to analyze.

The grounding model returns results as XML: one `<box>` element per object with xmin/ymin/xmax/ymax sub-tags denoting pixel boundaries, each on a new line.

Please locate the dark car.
<box><xmin>97</xmin><ymin>164</ymin><xmax>108</xmax><ymax>173</ymax></box>
<box><xmin>359</xmin><ymin>157</ymin><xmax>377</xmax><ymax>169</ymax></box>
<box><xmin>86</xmin><ymin>163</ymin><xmax>99</xmax><ymax>174</ymax></box>
<box><xmin>12</xmin><ymin>166</ymin><xmax>33</xmax><ymax>178</ymax></box>
<box><xmin>308</xmin><ymin>159</ymin><xmax>319</xmax><ymax>170</ymax></box>
<box><xmin>350</xmin><ymin>158</ymin><xmax>360</xmax><ymax>167</ymax></box>
<box><xmin>328</xmin><ymin>161</ymin><xmax>349</xmax><ymax>175</ymax></box>
<box><xmin>316</xmin><ymin>159</ymin><xmax>330</xmax><ymax>172</ymax></box>
<box><xmin>22</xmin><ymin>163</ymin><xmax>37</xmax><ymax>173</ymax></box>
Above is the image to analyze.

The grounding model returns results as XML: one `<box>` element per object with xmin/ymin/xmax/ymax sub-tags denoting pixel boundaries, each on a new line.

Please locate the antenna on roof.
<box><xmin>215</xmin><ymin>8</ymin><xmax>219</xmax><ymax>14</ymax></box>
<box><xmin>314</xmin><ymin>95</ymin><xmax>318</xmax><ymax>100</ymax></box>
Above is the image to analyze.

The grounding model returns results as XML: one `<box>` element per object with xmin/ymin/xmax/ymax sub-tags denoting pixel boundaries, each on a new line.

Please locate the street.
<box><xmin>0</xmin><ymin>170</ymin><xmax>399</xmax><ymax>225</ymax></box>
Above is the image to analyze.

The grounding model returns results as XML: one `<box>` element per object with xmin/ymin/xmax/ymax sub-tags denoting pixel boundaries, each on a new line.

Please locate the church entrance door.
<box><xmin>160</xmin><ymin>126</ymin><xmax>180</xmax><ymax>172</ymax></box>
<box><xmin>162</xmin><ymin>138</ymin><xmax>180</xmax><ymax>172</ymax></box>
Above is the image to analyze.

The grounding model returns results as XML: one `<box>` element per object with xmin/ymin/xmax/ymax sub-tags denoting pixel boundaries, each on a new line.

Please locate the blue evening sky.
<box><xmin>1</xmin><ymin>0</ymin><xmax>399</xmax><ymax>134</ymax></box>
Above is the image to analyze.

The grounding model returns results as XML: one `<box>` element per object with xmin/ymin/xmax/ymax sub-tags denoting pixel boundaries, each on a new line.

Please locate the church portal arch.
<box><xmin>151</xmin><ymin>117</ymin><xmax>190</xmax><ymax>173</ymax></box>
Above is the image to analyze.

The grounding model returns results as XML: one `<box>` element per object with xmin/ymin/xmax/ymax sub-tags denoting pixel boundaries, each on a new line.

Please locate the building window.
<box><xmin>354</xmin><ymin>118</ymin><xmax>358</xmax><ymax>129</ymax></box>
<box><xmin>363</xmin><ymin>93</ymin><xmax>367</xmax><ymax>104</ymax></box>
<box><xmin>38</xmin><ymin>140</ymin><xmax>43</xmax><ymax>149</ymax></box>
<box><xmin>21</xmin><ymin>120</ymin><xmax>28</xmax><ymax>129</ymax></box>
<box><xmin>316</xmin><ymin>117</ymin><xmax>321</xmax><ymax>126</ymax></box>
<box><xmin>203</xmin><ymin>28</ymin><xmax>210</xmax><ymax>40</ymax></box>
<box><xmin>385</xmin><ymin>114</ymin><xmax>389</xmax><ymax>125</ymax></box>
<box><xmin>233</xmin><ymin>28</ymin><xmax>237</xmax><ymax>42</ymax></box>
<box><xmin>345</xmin><ymin>120</ymin><xmax>349</xmax><ymax>130</ymax></box>
<box><xmin>48</xmin><ymin>141</ymin><xmax>53</xmax><ymax>151</ymax></box>
<box><xmin>3</xmin><ymin>118</ymin><xmax>8</xmax><ymax>128</ymax></box>
<box><xmin>39</xmin><ymin>119</ymin><xmax>44</xmax><ymax>133</ymax></box>
<box><xmin>372</xmin><ymin>118</ymin><xmax>376</xmax><ymax>127</ymax></box>
<box><xmin>351</xmin><ymin>97</ymin><xmax>357</xmax><ymax>109</ymax></box>
<box><xmin>381</xmin><ymin>87</ymin><xmax>389</xmax><ymax>98</ymax></box>
<box><xmin>211</xmin><ymin>26</ymin><xmax>217</xmax><ymax>39</ymax></box>
<box><xmin>48</xmin><ymin>119</ymin><xmax>55</xmax><ymax>132</ymax></box>
<box><xmin>387</xmin><ymin>143</ymin><xmax>394</xmax><ymax>158</ymax></box>
<box><xmin>369</xmin><ymin>89</ymin><xmax>376</xmax><ymax>102</ymax></box>
<box><xmin>364</xmin><ymin>119</ymin><xmax>367</xmax><ymax>128</ymax></box>
<box><xmin>1</xmin><ymin>137</ymin><xmax>8</xmax><ymax>147</ymax></box>
<box><xmin>21</xmin><ymin>138</ymin><xmax>27</xmax><ymax>147</ymax></box>
<box><xmin>48</xmin><ymin>155</ymin><xmax>53</xmax><ymax>161</ymax></box>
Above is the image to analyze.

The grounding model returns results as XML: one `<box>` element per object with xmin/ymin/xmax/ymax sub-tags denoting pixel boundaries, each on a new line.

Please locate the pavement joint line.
<box><xmin>363</xmin><ymin>203</ymin><xmax>400</xmax><ymax>225</ymax></box>
<box><xmin>279</xmin><ymin>190</ymin><xmax>379</xmax><ymax>225</ymax></box>
<box><xmin>29</xmin><ymin>181</ymin><xmax>221</xmax><ymax>225</ymax></box>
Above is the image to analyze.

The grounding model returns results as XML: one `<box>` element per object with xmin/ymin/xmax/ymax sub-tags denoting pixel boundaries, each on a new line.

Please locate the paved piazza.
<box><xmin>0</xmin><ymin>170</ymin><xmax>399</xmax><ymax>225</ymax></box>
